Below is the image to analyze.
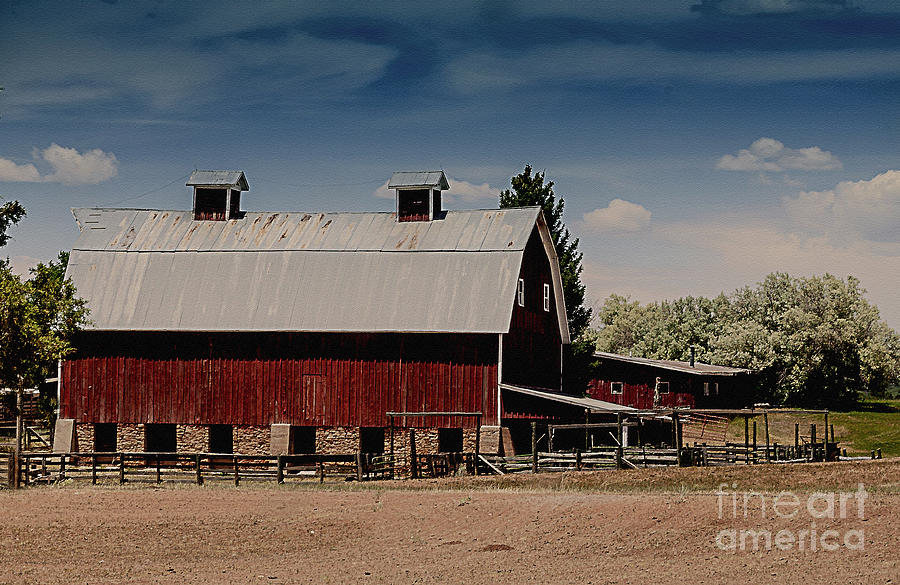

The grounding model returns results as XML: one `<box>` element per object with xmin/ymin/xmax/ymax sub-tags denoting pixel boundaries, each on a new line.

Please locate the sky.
<box><xmin>1</xmin><ymin>0</ymin><xmax>899</xmax><ymax>329</ymax></box>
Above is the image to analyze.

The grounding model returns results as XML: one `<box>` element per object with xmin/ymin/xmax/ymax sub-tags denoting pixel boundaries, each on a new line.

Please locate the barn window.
<box><xmin>657</xmin><ymin>381</ymin><xmax>670</xmax><ymax>394</ymax></box>
<box><xmin>438</xmin><ymin>428</ymin><xmax>464</xmax><ymax>453</ymax></box>
<box><xmin>517</xmin><ymin>278</ymin><xmax>525</xmax><ymax>307</ymax></box>
<box><xmin>712</xmin><ymin>382</ymin><xmax>719</xmax><ymax>395</ymax></box>
<box><xmin>208</xmin><ymin>424</ymin><xmax>233</xmax><ymax>453</ymax></box>
<box><xmin>94</xmin><ymin>423</ymin><xmax>117</xmax><ymax>452</ymax></box>
<box><xmin>543</xmin><ymin>283</ymin><xmax>550</xmax><ymax>312</ymax></box>
<box><xmin>611</xmin><ymin>382</ymin><xmax>624</xmax><ymax>395</ymax></box>
<box><xmin>360</xmin><ymin>427</ymin><xmax>385</xmax><ymax>454</ymax></box>
<box><xmin>290</xmin><ymin>426</ymin><xmax>317</xmax><ymax>454</ymax></box>
<box><xmin>144</xmin><ymin>424</ymin><xmax>177</xmax><ymax>453</ymax></box>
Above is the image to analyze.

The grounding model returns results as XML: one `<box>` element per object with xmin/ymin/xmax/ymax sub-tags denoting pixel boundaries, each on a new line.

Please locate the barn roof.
<box><xmin>66</xmin><ymin>206</ymin><xmax>569</xmax><ymax>339</ymax></box>
<box><xmin>186</xmin><ymin>170</ymin><xmax>249</xmax><ymax>190</ymax></box>
<box><xmin>593</xmin><ymin>352</ymin><xmax>753</xmax><ymax>376</ymax></box>
<box><xmin>388</xmin><ymin>171</ymin><xmax>449</xmax><ymax>190</ymax></box>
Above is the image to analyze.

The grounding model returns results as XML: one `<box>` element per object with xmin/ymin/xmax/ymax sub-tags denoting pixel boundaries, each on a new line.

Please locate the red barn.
<box><xmin>587</xmin><ymin>352</ymin><xmax>755</xmax><ymax>410</ymax></box>
<box><xmin>56</xmin><ymin>170</ymin><xmax>571</xmax><ymax>458</ymax></box>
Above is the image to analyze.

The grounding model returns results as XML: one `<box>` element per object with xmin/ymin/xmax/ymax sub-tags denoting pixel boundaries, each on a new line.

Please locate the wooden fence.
<box><xmin>10</xmin><ymin>450</ymin><xmax>485</xmax><ymax>488</ymax></box>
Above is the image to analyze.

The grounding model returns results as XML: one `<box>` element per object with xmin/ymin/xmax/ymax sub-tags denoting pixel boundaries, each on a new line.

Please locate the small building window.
<box><xmin>657</xmin><ymin>381</ymin><xmax>670</xmax><ymax>394</ymax></box>
<box><xmin>517</xmin><ymin>278</ymin><xmax>525</xmax><ymax>307</ymax></box>
<box><xmin>438</xmin><ymin>428</ymin><xmax>464</xmax><ymax>453</ymax></box>
<box><xmin>94</xmin><ymin>423</ymin><xmax>117</xmax><ymax>452</ymax></box>
<box><xmin>360</xmin><ymin>427</ymin><xmax>385</xmax><ymax>453</ymax></box>
<box><xmin>144</xmin><ymin>423</ymin><xmax>177</xmax><ymax>453</ymax></box>
<box><xmin>543</xmin><ymin>283</ymin><xmax>550</xmax><ymax>312</ymax></box>
<box><xmin>208</xmin><ymin>424</ymin><xmax>233</xmax><ymax>454</ymax></box>
<box><xmin>704</xmin><ymin>382</ymin><xmax>710</xmax><ymax>396</ymax></box>
<box><xmin>611</xmin><ymin>382</ymin><xmax>624</xmax><ymax>395</ymax></box>
<box><xmin>712</xmin><ymin>382</ymin><xmax>719</xmax><ymax>395</ymax></box>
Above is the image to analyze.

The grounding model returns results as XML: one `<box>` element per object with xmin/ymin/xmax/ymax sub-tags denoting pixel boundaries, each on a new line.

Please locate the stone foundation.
<box><xmin>177</xmin><ymin>425</ymin><xmax>208</xmax><ymax>452</ymax></box>
<box><xmin>316</xmin><ymin>427</ymin><xmax>359</xmax><ymax>454</ymax></box>
<box><xmin>117</xmin><ymin>424</ymin><xmax>144</xmax><ymax>452</ymax></box>
<box><xmin>75</xmin><ymin>423</ymin><xmax>94</xmax><ymax>452</ymax></box>
<box><xmin>233</xmin><ymin>425</ymin><xmax>269</xmax><ymax>455</ymax></box>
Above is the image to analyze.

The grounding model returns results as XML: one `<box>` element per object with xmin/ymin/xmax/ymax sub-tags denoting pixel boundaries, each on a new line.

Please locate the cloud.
<box><xmin>691</xmin><ymin>0</ymin><xmax>851</xmax><ymax>15</ymax></box>
<box><xmin>716</xmin><ymin>138</ymin><xmax>841</xmax><ymax>172</ymax></box>
<box><xmin>0</xmin><ymin>144</ymin><xmax>118</xmax><ymax>185</ymax></box>
<box><xmin>0</xmin><ymin>159</ymin><xmax>41</xmax><ymax>182</ymax></box>
<box><xmin>582</xmin><ymin>199</ymin><xmax>651</xmax><ymax>232</ymax></box>
<box><xmin>783</xmin><ymin>169</ymin><xmax>900</xmax><ymax>241</ymax></box>
<box><xmin>445</xmin><ymin>43</ymin><xmax>900</xmax><ymax>93</ymax></box>
<box><xmin>373</xmin><ymin>176</ymin><xmax>500</xmax><ymax>207</ymax></box>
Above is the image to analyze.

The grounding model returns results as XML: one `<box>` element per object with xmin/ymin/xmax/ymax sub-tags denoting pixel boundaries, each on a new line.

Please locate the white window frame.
<box><xmin>704</xmin><ymin>382</ymin><xmax>710</xmax><ymax>396</ymax></box>
<box><xmin>517</xmin><ymin>278</ymin><xmax>525</xmax><ymax>307</ymax></box>
<box><xmin>543</xmin><ymin>283</ymin><xmax>550</xmax><ymax>312</ymax></box>
<box><xmin>611</xmin><ymin>382</ymin><xmax>624</xmax><ymax>395</ymax></box>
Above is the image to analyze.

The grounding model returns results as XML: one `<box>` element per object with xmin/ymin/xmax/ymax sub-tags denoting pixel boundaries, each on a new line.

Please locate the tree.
<box><xmin>1</xmin><ymin>206</ymin><xmax>88</xmax><ymax>486</ymax></box>
<box><xmin>591</xmin><ymin>273</ymin><xmax>900</xmax><ymax>409</ymax></box>
<box><xmin>0</xmin><ymin>199</ymin><xmax>25</xmax><ymax>247</ymax></box>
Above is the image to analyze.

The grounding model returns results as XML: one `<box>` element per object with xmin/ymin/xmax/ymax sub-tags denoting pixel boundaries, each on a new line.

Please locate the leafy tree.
<box><xmin>592</xmin><ymin>273</ymin><xmax>900</xmax><ymax>409</ymax></box>
<box><xmin>0</xmin><ymin>199</ymin><xmax>25</xmax><ymax>247</ymax></box>
<box><xmin>500</xmin><ymin>165</ymin><xmax>593</xmax><ymax>392</ymax></box>
<box><xmin>1</xmin><ymin>205</ymin><xmax>88</xmax><ymax>484</ymax></box>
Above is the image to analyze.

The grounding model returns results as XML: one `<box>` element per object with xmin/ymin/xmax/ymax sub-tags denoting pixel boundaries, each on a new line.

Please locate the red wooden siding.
<box><xmin>587</xmin><ymin>361</ymin><xmax>754</xmax><ymax>409</ymax></box>
<box><xmin>502</xmin><ymin>227</ymin><xmax>562</xmax><ymax>390</ymax></box>
<box><xmin>62</xmin><ymin>332</ymin><xmax>498</xmax><ymax>428</ymax></box>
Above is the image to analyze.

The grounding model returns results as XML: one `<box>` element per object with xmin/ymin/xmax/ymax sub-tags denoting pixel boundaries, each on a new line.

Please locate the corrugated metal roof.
<box><xmin>186</xmin><ymin>170</ymin><xmax>249</xmax><ymax>190</ymax></box>
<box><xmin>71</xmin><ymin>208</ymin><xmax>540</xmax><ymax>253</ymax></box>
<box><xmin>500</xmin><ymin>384</ymin><xmax>636</xmax><ymax>412</ymax></box>
<box><xmin>67</xmin><ymin>207</ymin><xmax>552</xmax><ymax>334</ymax></box>
<box><xmin>388</xmin><ymin>171</ymin><xmax>450</xmax><ymax>190</ymax></box>
<box><xmin>593</xmin><ymin>352</ymin><xmax>754</xmax><ymax>375</ymax></box>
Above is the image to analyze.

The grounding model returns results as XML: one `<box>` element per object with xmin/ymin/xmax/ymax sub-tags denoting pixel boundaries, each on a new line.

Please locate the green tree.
<box><xmin>1</xmin><ymin>206</ymin><xmax>88</xmax><ymax>484</ymax></box>
<box><xmin>591</xmin><ymin>273</ymin><xmax>900</xmax><ymax>409</ymax></box>
<box><xmin>0</xmin><ymin>199</ymin><xmax>25</xmax><ymax>247</ymax></box>
<box><xmin>500</xmin><ymin>165</ymin><xmax>593</xmax><ymax>392</ymax></box>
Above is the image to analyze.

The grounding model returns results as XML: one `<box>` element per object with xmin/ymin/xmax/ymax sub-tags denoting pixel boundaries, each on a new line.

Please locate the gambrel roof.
<box><xmin>66</xmin><ymin>206</ymin><xmax>570</xmax><ymax>341</ymax></box>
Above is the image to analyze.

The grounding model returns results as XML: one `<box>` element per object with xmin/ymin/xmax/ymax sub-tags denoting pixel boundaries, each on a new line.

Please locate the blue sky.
<box><xmin>2</xmin><ymin>0</ymin><xmax>899</xmax><ymax>328</ymax></box>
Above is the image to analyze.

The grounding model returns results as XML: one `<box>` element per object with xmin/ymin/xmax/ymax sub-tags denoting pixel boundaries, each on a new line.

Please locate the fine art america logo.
<box><xmin>714</xmin><ymin>483</ymin><xmax>867</xmax><ymax>552</ymax></box>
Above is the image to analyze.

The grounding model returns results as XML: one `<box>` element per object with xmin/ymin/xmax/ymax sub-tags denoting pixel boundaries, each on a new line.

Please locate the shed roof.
<box><xmin>388</xmin><ymin>171</ymin><xmax>449</xmax><ymax>190</ymax></box>
<box><xmin>67</xmin><ymin>206</ymin><xmax>568</xmax><ymax>338</ymax></box>
<box><xmin>500</xmin><ymin>384</ymin><xmax>636</xmax><ymax>413</ymax></box>
<box><xmin>186</xmin><ymin>170</ymin><xmax>249</xmax><ymax>190</ymax></box>
<box><xmin>593</xmin><ymin>352</ymin><xmax>754</xmax><ymax>376</ymax></box>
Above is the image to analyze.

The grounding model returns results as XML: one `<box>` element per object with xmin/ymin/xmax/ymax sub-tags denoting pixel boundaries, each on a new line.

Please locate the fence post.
<box><xmin>388</xmin><ymin>417</ymin><xmax>395</xmax><ymax>480</ymax></box>
<box><xmin>91</xmin><ymin>454</ymin><xmax>97</xmax><ymax>485</ymax></box>
<box><xmin>744</xmin><ymin>416</ymin><xmax>750</xmax><ymax>464</ymax></box>
<box><xmin>118</xmin><ymin>453</ymin><xmax>125</xmax><ymax>485</ymax></box>
<box><xmin>233</xmin><ymin>455</ymin><xmax>239</xmax><ymax>486</ymax></box>
<box><xmin>531</xmin><ymin>421</ymin><xmax>538</xmax><ymax>473</ymax></box>
<box><xmin>409</xmin><ymin>429</ymin><xmax>418</xmax><ymax>479</ymax></box>
<box><xmin>355</xmin><ymin>452</ymin><xmax>363</xmax><ymax>482</ymax></box>
<box><xmin>474</xmin><ymin>415</ymin><xmax>481</xmax><ymax>477</ymax></box>
<box><xmin>23</xmin><ymin>455</ymin><xmax>30</xmax><ymax>487</ymax></box>
<box><xmin>194</xmin><ymin>454</ymin><xmax>203</xmax><ymax>486</ymax></box>
<box><xmin>576</xmin><ymin>449</ymin><xmax>582</xmax><ymax>471</ymax></box>
<box><xmin>752</xmin><ymin>421</ymin><xmax>757</xmax><ymax>464</ymax></box>
<box><xmin>618</xmin><ymin>412</ymin><xmax>626</xmax><ymax>469</ymax></box>
<box><xmin>810</xmin><ymin>424</ymin><xmax>817</xmax><ymax>461</ymax></box>
<box><xmin>156</xmin><ymin>454</ymin><xmax>162</xmax><ymax>484</ymax></box>
<box><xmin>277</xmin><ymin>455</ymin><xmax>285</xmax><ymax>484</ymax></box>
<box><xmin>59</xmin><ymin>454</ymin><xmax>67</xmax><ymax>482</ymax></box>
<box><xmin>764</xmin><ymin>413</ymin><xmax>770</xmax><ymax>462</ymax></box>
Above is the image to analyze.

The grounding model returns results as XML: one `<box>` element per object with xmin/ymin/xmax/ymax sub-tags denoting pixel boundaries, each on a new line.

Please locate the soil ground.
<box><xmin>2</xmin><ymin>459</ymin><xmax>898</xmax><ymax>585</ymax></box>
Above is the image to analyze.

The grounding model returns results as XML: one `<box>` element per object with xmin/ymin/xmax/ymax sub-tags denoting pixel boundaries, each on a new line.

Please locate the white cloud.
<box><xmin>0</xmin><ymin>158</ymin><xmax>41</xmax><ymax>182</ymax></box>
<box><xmin>582</xmin><ymin>199</ymin><xmax>651</xmax><ymax>232</ymax></box>
<box><xmin>716</xmin><ymin>138</ymin><xmax>842</xmax><ymax>172</ymax></box>
<box><xmin>0</xmin><ymin>144</ymin><xmax>118</xmax><ymax>185</ymax></box>
<box><xmin>445</xmin><ymin>43</ymin><xmax>900</xmax><ymax>93</ymax></box>
<box><xmin>784</xmin><ymin>170</ymin><xmax>900</xmax><ymax>242</ymax></box>
<box><xmin>373</xmin><ymin>176</ymin><xmax>500</xmax><ymax>207</ymax></box>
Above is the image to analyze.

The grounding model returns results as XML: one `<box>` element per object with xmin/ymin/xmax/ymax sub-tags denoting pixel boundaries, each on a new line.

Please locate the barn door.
<box><xmin>302</xmin><ymin>374</ymin><xmax>325</xmax><ymax>423</ymax></box>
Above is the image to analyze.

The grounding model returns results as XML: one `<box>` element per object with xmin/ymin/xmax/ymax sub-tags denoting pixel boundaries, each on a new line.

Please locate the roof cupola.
<box><xmin>187</xmin><ymin>170</ymin><xmax>248</xmax><ymax>221</ymax></box>
<box><xmin>388</xmin><ymin>171</ymin><xmax>449</xmax><ymax>222</ymax></box>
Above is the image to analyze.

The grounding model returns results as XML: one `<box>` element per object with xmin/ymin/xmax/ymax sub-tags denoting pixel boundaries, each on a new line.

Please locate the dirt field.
<box><xmin>2</xmin><ymin>460</ymin><xmax>898</xmax><ymax>584</ymax></box>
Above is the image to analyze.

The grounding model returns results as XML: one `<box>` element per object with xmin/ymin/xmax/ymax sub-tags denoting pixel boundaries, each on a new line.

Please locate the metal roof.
<box><xmin>66</xmin><ymin>207</ymin><xmax>570</xmax><ymax>336</ymax></box>
<box><xmin>593</xmin><ymin>352</ymin><xmax>754</xmax><ymax>376</ymax></box>
<box><xmin>500</xmin><ymin>384</ymin><xmax>636</xmax><ymax>413</ymax></box>
<box><xmin>186</xmin><ymin>170</ymin><xmax>249</xmax><ymax>190</ymax></box>
<box><xmin>388</xmin><ymin>171</ymin><xmax>450</xmax><ymax>190</ymax></box>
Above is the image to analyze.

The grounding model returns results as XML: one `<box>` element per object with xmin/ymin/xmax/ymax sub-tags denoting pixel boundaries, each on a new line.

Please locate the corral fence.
<box><xmin>7</xmin><ymin>450</ymin><xmax>483</xmax><ymax>488</ymax></box>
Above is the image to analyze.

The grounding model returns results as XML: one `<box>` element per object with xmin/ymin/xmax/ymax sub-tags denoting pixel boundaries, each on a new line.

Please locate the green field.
<box><xmin>723</xmin><ymin>398</ymin><xmax>900</xmax><ymax>458</ymax></box>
